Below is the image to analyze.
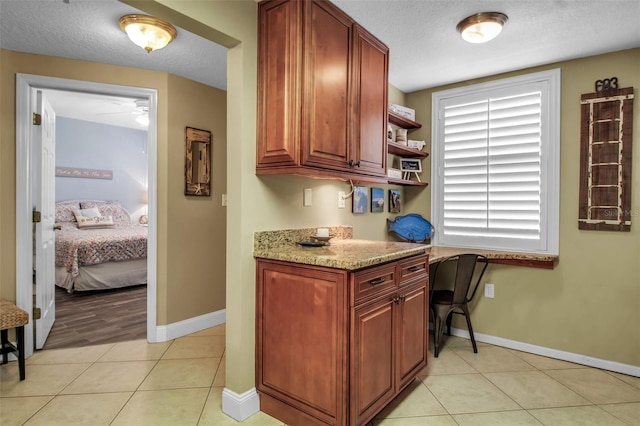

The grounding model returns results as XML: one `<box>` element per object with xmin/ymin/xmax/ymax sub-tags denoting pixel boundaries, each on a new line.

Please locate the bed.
<box><xmin>54</xmin><ymin>200</ymin><xmax>147</xmax><ymax>292</ymax></box>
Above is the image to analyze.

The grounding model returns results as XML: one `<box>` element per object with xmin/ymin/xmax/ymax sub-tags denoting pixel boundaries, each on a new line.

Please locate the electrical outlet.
<box><xmin>484</xmin><ymin>283</ymin><xmax>494</xmax><ymax>298</ymax></box>
<box><xmin>221</xmin><ymin>194</ymin><xmax>227</xmax><ymax>206</ymax></box>
<box><xmin>338</xmin><ymin>191</ymin><xmax>346</xmax><ymax>208</ymax></box>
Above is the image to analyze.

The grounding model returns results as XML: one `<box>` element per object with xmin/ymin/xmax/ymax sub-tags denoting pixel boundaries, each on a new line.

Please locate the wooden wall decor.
<box><xmin>578</xmin><ymin>86</ymin><xmax>634</xmax><ymax>231</ymax></box>
<box><xmin>184</xmin><ymin>127</ymin><xmax>212</xmax><ymax>196</ymax></box>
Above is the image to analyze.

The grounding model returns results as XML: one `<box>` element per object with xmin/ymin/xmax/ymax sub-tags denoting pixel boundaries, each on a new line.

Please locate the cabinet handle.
<box><xmin>347</xmin><ymin>160</ymin><xmax>361</xmax><ymax>168</ymax></box>
<box><xmin>393</xmin><ymin>296</ymin><xmax>401</xmax><ymax>304</ymax></box>
<box><xmin>399</xmin><ymin>294</ymin><xmax>407</xmax><ymax>302</ymax></box>
<box><xmin>407</xmin><ymin>266</ymin><xmax>421</xmax><ymax>272</ymax></box>
<box><xmin>369</xmin><ymin>277</ymin><xmax>386</xmax><ymax>286</ymax></box>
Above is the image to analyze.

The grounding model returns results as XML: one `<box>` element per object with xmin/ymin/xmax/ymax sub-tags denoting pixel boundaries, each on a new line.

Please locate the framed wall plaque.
<box><xmin>185</xmin><ymin>127</ymin><xmax>212</xmax><ymax>196</ymax></box>
<box><xmin>578</xmin><ymin>87</ymin><xmax>634</xmax><ymax>231</ymax></box>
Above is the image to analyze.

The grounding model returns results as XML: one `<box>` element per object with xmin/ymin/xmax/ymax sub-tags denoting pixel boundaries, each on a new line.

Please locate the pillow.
<box><xmin>55</xmin><ymin>201</ymin><xmax>80</xmax><ymax>223</ymax></box>
<box><xmin>80</xmin><ymin>201</ymin><xmax>130</xmax><ymax>225</ymax></box>
<box><xmin>72</xmin><ymin>207</ymin><xmax>101</xmax><ymax>222</ymax></box>
<box><xmin>77</xmin><ymin>215</ymin><xmax>115</xmax><ymax>229</ymax></box>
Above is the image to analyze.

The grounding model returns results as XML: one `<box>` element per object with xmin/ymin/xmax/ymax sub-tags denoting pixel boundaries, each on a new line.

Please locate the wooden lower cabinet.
<box><xmin>256</xmin><ymin>254</ymin><xmax>429</xmax><ymax>426</ymax></box>
<box><xmin>350</xmin><ymin>294</ymin><xmax>395</xmax><ymax>424</ymax></box>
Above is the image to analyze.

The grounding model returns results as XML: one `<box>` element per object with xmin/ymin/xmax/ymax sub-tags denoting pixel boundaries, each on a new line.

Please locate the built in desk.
<box><xmin>427</xmin><ymin>246</ymin><xmax>558</xmax><ymax>269</ymax></box>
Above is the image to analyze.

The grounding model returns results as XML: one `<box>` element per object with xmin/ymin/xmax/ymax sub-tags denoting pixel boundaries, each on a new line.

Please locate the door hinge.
<box><xmin>33</xmin><ymin>269</ymin><xmax>36</xmax><ymax>284</ymax></box>
<box><xmin>33</xmin><ymin>307</ymin><xmax>42</xmax><ymax>320</ymax></box>
<box><xmin>33</xmin><ymin>211</ymin><xmax>41</xmax><ymax>223</ymax></box>
<box><xmin>33</xmin><ymin>113</ymin><xmax>42</xmax><ymax>125</ymax></box>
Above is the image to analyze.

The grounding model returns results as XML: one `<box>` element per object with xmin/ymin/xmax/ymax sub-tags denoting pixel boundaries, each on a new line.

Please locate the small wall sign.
<box><xmin>55</xmin><ymin>166</ymin><xmax>113</xmax><ymax>180</ymax></box>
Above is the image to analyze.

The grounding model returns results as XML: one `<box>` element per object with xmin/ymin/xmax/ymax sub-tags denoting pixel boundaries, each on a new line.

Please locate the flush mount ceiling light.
<box><xmin>119</xmin><ymin>14</ymin><xmax>177</xmax><ymax>53</ymax></box>
<box><xmin>457</xmin><ymin>12</ymin><xmax>508</xmax><ymax>44</ymax></box>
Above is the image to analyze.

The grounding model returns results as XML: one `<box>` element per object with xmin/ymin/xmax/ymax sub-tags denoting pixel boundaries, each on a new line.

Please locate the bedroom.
<box><xmin>47</xmin><ymin>89</ymin><xmax>150</xmax><ymax>349</ymax></box>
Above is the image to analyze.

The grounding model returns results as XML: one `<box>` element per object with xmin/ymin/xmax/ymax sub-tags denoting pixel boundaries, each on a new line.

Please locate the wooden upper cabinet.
<box><xmin>301</xmin><ymin>0</ymin><xmax>352</xmax><ymax>171</ymax></box>
<box><xmin>351</xmin><ymin>24</ymin><xmax>388</xmax><ymax>177</ymax></box>
<box><xmin>257</xmin><ymin>0</ymin><xmax>389</xmax><ymax>182</ymax></box>
<box><xmin>256</xmin><ymin>0</ymin><xmax>301</xmax><ymax>167</ymax></box>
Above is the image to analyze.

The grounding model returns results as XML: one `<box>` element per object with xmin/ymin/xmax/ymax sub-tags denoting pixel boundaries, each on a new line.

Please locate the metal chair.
<box><xmin>430</xmin><ymin>254</ymin><xmax>488</xmax><ymax>357</ymax></box>
<box><xmin>0</xmin><ymin>299</ymin><xmax>29</xmax><ymax>380</ymax></box>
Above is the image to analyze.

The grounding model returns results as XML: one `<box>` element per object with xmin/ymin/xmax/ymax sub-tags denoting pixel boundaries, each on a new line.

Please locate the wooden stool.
<box><xmin>0</xmin><ymin>299</ymin><xmax>29</xmax><ymax>380</ymax></box>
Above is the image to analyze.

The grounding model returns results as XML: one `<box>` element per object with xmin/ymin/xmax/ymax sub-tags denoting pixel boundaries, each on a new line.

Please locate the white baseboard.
<box><xmin>222</xmin><ymin>387</ymin><xmax>260</xmax><ymax>421</ymax></box>
<box><xmin>444</xmin><ymin>326</ymin><xmax>640</xmax><ymax>377</ymax></box>
<box><xmin>154</xmin><ymin>308</ymin><xmax>225</xmax><ymax>342</ymax></box>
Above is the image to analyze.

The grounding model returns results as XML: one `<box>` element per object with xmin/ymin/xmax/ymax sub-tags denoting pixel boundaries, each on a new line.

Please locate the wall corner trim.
<box><xmin>154</xmin><ymin>308</ymin><xmax>226</xmax><ymax>342</ymax></box>
<box><xmin>222</xmin><ymin>387</ymin><xmax>260</xmax><ymax>421</ymax></box>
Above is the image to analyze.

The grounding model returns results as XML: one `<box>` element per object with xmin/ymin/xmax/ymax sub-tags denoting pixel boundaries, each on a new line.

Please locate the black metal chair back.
<box><xmin>430</xmin><ymin>253</ymin><xmax>488</xmax><ymax>357</ymax></box>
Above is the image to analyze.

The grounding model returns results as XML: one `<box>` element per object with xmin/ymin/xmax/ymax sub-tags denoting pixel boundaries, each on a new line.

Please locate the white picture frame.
<box><xmin>400</xmin><ymin>158</ymin><xmax>422</xmax><ymax>173</ymax></box>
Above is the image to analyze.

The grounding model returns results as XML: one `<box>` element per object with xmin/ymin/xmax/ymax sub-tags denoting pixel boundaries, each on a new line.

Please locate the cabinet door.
<box><xmin>396</xmin><ymin>283</ymin><xmax>428</xmax><ymax>389</ymax></box>
<box><xmin>257</xmin><ymin>0</ymin><xmax>301</xmax><ymax>168</ymax></box>
<box><xmin>301</xmin><ymin>0</ymin><xmax>353</xmax><ymax>171</ymax></box>
<box><xmin>350</xmin><ymin>296</ymin><xmax>396</xmax><ymax>426</ymax></box>
<box><xmin>256</xmin><ymin>260</ymin><xmax>348</xmax><ymax>425</ymax></box>
<box><xmin>351</xmin><ymin>24</ymin><xmax>388</xmax><ymax>177</ymax></box>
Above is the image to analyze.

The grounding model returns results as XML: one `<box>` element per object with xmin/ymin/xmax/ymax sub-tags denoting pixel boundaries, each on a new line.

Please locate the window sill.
<box><xmin>428</xmin><ymin>246</ymin><xmax>558</xmax><ymax>269</ymax></box>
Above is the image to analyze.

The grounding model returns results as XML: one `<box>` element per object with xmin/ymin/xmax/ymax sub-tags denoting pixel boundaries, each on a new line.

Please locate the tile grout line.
<box><xmin>107</xmin><ymin>337</ymin><xmax>178</xmax><ymax>425</ymax></box>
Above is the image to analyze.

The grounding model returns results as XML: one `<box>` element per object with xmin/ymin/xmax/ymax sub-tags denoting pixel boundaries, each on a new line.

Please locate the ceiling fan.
<box><xmin>96</xmin><ymin>98</ymin><xmax>149</xmax><ymax>127</ymax></box>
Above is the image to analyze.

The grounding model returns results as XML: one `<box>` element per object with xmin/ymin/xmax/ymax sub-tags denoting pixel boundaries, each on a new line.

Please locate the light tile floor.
<box><xmin>1</xmin><ymin>325</ymin><xmax>639</xmax><ymax>425</ymax></box>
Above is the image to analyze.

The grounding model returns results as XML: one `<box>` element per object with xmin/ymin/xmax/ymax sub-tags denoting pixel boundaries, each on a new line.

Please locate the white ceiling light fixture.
<box><xmin>457</xmin><ymin>12</ymin><xmax>508</xmax><ymax>44</ymax></box>
<box><xmin>134</xmin><ymin>99</ymin><xmax>149</xmax><ymax>127</ymax></box>
<box><xmin>119</xmin><ymin>14</ymin><xmax>177</xmax><ymax>53</ymax></box>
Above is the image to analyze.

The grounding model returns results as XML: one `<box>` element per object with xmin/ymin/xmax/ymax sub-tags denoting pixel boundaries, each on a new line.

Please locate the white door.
<box><xmin>34</xmin><ymin>90</ymin><xmax>57</xmax><ymax>349</ymax></box>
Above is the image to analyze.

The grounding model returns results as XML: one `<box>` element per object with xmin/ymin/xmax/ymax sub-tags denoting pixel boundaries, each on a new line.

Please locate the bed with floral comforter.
<box><xmin>54</xmin><ymin>200</ymin><xmax>147</xmax><ymax>292</ymax></box>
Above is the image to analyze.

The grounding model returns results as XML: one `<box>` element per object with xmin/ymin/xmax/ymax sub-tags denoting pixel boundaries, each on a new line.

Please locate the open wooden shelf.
<box><xmin>387</xmin><ymin>178</ymin><xmax>428</xmax><ymax>187</ymax></box>
<box><xmin>387</xmin><ymin>111</ymin><xmax>427</xmax><ymax>187</ymax></box>
<box><xmin>387</xmin><ymin>141</ymin><xmax>428</xmax><ymax>158</ymax></box>
<box><xmin>388</xmin><ymin>111</ymin><xmax>422</xmax><ymax>129</ymax></box>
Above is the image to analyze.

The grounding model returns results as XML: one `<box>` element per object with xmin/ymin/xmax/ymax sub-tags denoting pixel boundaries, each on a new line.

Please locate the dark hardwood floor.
<box><xmin>43</xmin><ymin>285</ymin><xmax>147</xmax><ymax>350</ymax></box>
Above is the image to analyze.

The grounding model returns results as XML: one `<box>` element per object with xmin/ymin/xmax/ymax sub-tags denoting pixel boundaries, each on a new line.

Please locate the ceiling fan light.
<box><xmin>135</xmin><ymin>114</ymin><xmax>149</xmax><ymax>127</ymax></box>
<box><xmin>119</xmin><ymin>14</ymin><xmax>177</xmax><ymax>53</ymax></box>
<box><xmin>457</xmin><ymin>12</ymin><xmax>508</xmax><ymax>44</ymax></box>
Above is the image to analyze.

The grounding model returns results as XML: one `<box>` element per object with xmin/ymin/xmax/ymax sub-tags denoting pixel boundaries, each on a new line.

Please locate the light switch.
<box><xmin>304</xmin><ymin>188</ymin><xmax>312</xmax><ymax>206</ymax></box>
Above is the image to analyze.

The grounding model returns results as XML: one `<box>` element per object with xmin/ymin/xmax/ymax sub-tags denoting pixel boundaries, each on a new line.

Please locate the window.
<box><xmin>431</xmin><ymin>69</ymin><xmax>560</xmax><ymax>254</ymax></box>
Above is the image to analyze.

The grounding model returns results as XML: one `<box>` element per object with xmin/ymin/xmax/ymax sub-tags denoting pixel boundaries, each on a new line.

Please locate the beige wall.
<box><xmin>0</xmin><ymin>49</ymin><xmax>227</xmax><ymax>326</ymax></box>
<box><xmin>404</xmin><ymin>48</ymin><xmax>640</xmax><ymax>366</ymax></box>
<box><xmin>165</xmin><ymin>74</ymin><xmax>228</xmax><ymax>322</ymax></box>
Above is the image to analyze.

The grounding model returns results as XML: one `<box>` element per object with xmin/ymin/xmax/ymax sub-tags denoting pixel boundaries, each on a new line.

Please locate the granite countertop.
<box><xmin>254</xmin><ymin>226</ymin><xmax>428</xmax><ymax>270</ymax></box>
<box><xmin>428</xmin><ymin>246</ymin><xmax>558</xmax><ymax>268</ymax></box>
<box><xmin>253</xmin><ymin>227</ymin><xmax>558</xmax><ymax>271</ymax></box>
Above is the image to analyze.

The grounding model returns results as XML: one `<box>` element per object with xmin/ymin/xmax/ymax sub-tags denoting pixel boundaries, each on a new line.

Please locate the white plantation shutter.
<box><xmin>432</xmin><ymin>70</ymin><xmax>560</xmax><ymax>254</ymax></box>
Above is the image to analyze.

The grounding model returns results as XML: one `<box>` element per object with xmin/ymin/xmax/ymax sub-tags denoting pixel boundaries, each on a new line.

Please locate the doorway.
<box><xmin>15</xmin><ymin>74</ymin><xmax>158</xmax><ymax>357</ymax></box>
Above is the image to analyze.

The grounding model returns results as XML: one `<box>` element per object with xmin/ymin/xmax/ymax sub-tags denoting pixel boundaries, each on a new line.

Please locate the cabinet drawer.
<box><xmin>398</xmin><ymin>255</ymin><xmax>428</xmax><ymax>287</ymax></box>
<box><xmin>352</xmin><ymin>263</ymin><xmax>396</xmax><ymax>304</ymax></box>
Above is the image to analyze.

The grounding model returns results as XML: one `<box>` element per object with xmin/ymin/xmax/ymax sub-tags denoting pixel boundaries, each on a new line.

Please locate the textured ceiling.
<box><xmin>333</xmin><ymin>0</ymin><xmax>640</xmax><ymax>93</ymax></box>
<box><xmin>0</xmin><ymin>0</ymin><xmax>228</xmax><ymax>90</ymax></box>
<box><xmin>1</xmin><ymin>0</ymin><xmax>639</xmax><ymax>128</ymax></box>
